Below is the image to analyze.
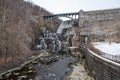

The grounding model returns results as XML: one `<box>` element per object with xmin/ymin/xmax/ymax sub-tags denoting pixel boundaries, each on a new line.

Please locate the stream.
<box><xmin>33</xmin><ymin>54</ymin><xmax>78</xmax><ymax>80</ymax></box>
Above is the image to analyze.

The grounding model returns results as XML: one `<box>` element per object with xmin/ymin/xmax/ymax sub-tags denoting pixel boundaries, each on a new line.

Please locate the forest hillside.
<box><xmin>0</xmin><ymin>0</ymin><xmax>61</xmax><ymax>73</ymax></box>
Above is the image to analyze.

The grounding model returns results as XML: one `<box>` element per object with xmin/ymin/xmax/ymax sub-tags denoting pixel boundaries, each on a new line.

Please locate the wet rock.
<box><xmin>65</xmin><ymin>68</ymin><xmax>71</xmax><ymax>74</ymax></box>
<box><xmin>29</xmin><ymin>56</ymin><xmax>36</xmax><ymax>60</ymax></box>
<box><xmin>48</xmin><ymin>73</ymin><xmax>56</xmax><ymax>77</ymax></box>
<box><xmin>45</xmin><ymin>66</ymin><xmax>50</xmax><ymax>70</ymax></box>
<box><xmin>22</xmin><ymin>69</ymin><xmax>36</xmax><ymax>75</ymax></box>
<box><xmin>0</xmin><ymin>76</ymin><xmax>3</xmax><ymax>79</ymax></box>
<box><xmin>27</xmin><ymin>70</ymin><xmax>36</xmax><ymax>74</ymax></box>
<box><xmin>51</xmin><ymin>56</ymin><xmax>58</xmax><ymax>62</ymax></box>
<box><xmin>32</xmin><ymin>61</ymin><xmax>38</xmax><ymax>64</ymax></box>
<box><xmin>4</xmin><ymin>72</ymin><xmax>11</xmax><ymax>78</ymax></box>
<box><xmin>18</xmin><ymin>75</ymin><xmax>27</xmax><ymax>80</ymax></box>
<box><xmin>28</xmin><ymin>64</ymin><xmax>34</xmax><ymax>67</ymax></box>
<box><xmin>39</xmin><ymin>55</ymin><xmax>59</xmax><ymax>64</ymax></box>
<box><xmin>20</xmin><ymin>66</ymin><xmax>29</xmax><ymax>71</ymax></box>
<box><xmin>13</xmin><ymin>72</ymin><xmax>20</xmax><ymax>76</ymax></box>
<box><xmin>28</xmin><ymin>66</ymin><xmax>33</xmax><ymax>70</ymax></box>
<box><xmin>34</xmin><ymin>76</ymin><xmax>43</xmax><ymax>80</ymax></box>
<box><xmin>40</xmin><ymin>57</ymin><xmax>50</xmax><ymax>64</ymax></box>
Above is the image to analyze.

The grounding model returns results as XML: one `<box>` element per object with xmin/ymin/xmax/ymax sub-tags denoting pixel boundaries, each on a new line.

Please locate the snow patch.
<box><xmin>93</xmin><ymin>42</ymin><xmax>120</xmax><ymax>56</ymax></box>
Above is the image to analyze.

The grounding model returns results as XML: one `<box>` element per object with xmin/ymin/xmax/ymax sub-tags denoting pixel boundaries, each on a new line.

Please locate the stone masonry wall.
<box><xmin>86</xmin><ymin>49</ymin><xmax>120</xmax><ymax>80</ymax></box>
<box><xmin>79</xmin><ymin>8</ymin><xmax>120</xmax><ymax>42</ymax></box>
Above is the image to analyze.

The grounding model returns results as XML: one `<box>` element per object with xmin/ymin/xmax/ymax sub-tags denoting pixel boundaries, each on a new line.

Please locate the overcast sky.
<box><xmin>31</xmin><ymin>0</ymin><xmax>120</xmax><ymax>14</ymax></box>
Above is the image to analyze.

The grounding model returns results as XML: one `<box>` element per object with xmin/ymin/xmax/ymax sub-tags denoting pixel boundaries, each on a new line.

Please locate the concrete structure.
<box><xmin>43</xmin><ymin>8</ymin><xmax>120</xmax><ymax>37</ymax></box>
<box><xmin>43</xmin><ymin>12</ymin><xmax>79</xmax><ymax>20</ymax></box>
<box><xmin>86</xmin><ymin>49</ymin><xmax>120</xmax><ymax>80</ymax></box>
<box><xmin>79</xmin><ymin>8</ymin><xmax>120</xmax><ymax>36</ymax></box>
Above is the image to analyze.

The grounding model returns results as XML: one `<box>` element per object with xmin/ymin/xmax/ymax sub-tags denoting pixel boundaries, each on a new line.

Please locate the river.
<box><xmin>33</xmin><ymin>54</ymin><xmax>78</xmax><ymax>80</ymax></box>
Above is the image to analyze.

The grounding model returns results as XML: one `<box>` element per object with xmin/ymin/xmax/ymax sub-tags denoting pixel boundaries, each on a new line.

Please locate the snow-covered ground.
<box><xmin>93</xmin><ymin>42</ymin><xmax>120</xmax><ymax>56</ymax></box>
<box><xmin>93</xmin><ymin>42</ymin><xmax>120</xmax><ymax>62</ymax></box>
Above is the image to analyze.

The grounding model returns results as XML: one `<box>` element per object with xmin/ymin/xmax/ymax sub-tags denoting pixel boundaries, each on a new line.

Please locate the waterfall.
<box><xmin>57</xmin><ymin>21</ymin><xmax>72</xmax><ymax>34</ymax></box>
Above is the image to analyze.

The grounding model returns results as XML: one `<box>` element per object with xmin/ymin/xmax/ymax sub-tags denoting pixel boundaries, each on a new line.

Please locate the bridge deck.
<box><xmin>43</xmin><ymin>12</ymin><xmax>79</xmax><ymax>19</ymax></box>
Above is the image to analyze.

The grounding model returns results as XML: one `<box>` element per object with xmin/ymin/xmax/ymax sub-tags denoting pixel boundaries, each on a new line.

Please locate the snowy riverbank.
<box><xmin>64</xmin><ymin>61</ymin><xmax>94</xmax><ymax>80</ymax></box>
